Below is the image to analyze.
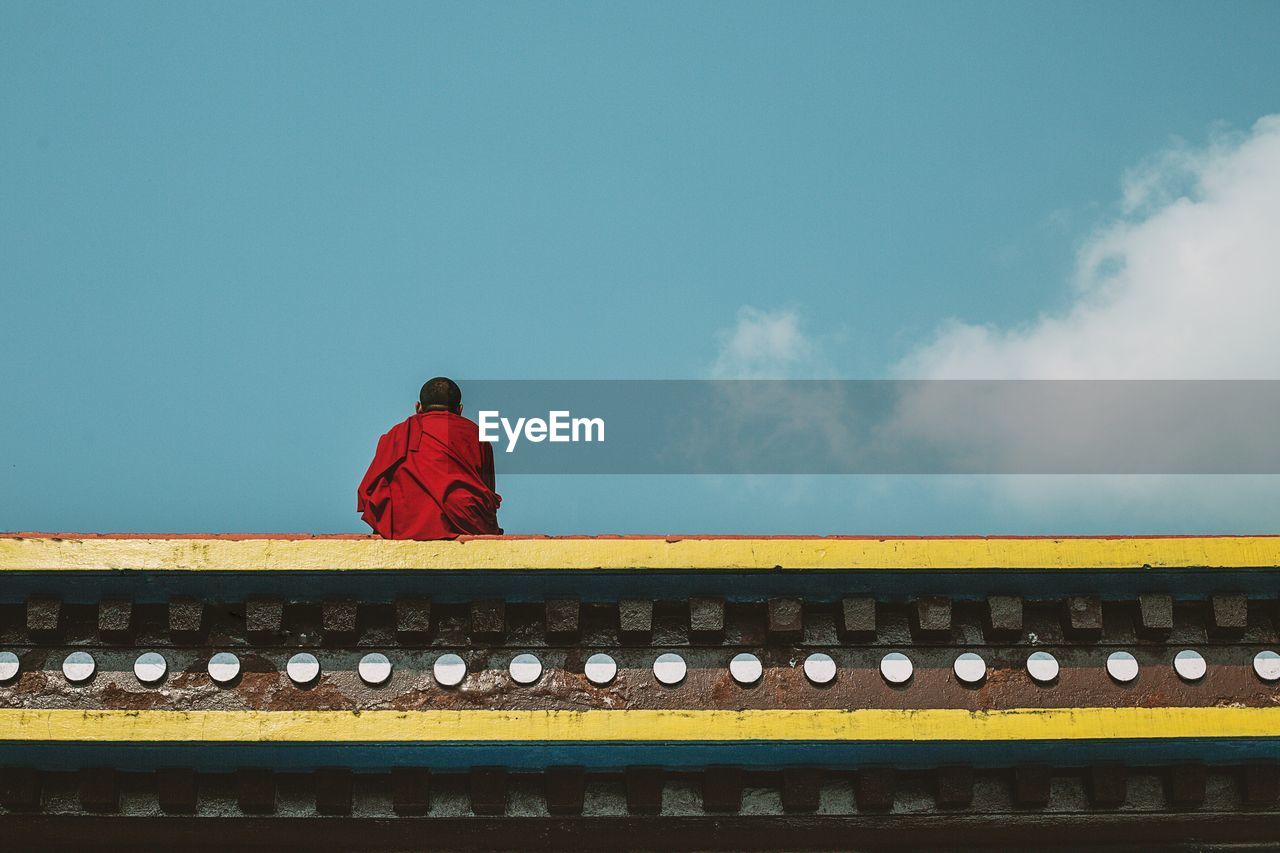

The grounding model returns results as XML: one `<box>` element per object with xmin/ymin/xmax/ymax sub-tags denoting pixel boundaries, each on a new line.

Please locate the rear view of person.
<box><xmin>357</xmin><ymin>377</ymin><xmax>502</xmax><ymax>539</ymax></box>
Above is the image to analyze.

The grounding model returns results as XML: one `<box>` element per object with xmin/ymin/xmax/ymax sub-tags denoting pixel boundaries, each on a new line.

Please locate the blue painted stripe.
<box><xmin>2</xmin><ymin>568</ymin><xmax>1278</xmax><ymax>604</ymax></box>
<box><xmin>2</xmin><ymin>738</ymin><xmax>1278</xmax><ymax>772</ymax></box>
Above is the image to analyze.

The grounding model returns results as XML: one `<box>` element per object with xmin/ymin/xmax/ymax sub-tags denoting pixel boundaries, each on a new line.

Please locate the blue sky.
<box><xmin>4</xmin><ymin>2</ymin><xmax>1280</xmax><ymax>534</ymax></box>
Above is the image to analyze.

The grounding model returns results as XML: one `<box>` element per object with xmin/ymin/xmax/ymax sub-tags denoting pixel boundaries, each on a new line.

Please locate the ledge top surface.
<box><xmin>1</xmin><ymin>706</ymin><xmax>1278</xmax><ymax>743</ymax></box>
<box><xmin>0</xmin><ymin>533</ymin><xmax>1278</xmax><ymax>571</ymax></box>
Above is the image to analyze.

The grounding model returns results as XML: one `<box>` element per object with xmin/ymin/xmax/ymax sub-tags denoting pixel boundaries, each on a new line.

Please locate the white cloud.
<box><xmin>704</xmin><ymin>119</ymin><xmax>1280</xmax><ymax>531</ymax></box>
<box><xmin>888</xmin><ymin>116</ymin><xmax>1280</xmax><ymax>529</ymax></box>
<box><xmin>705</xmin><ymin>306</ymin><xmax>856</xmax><ymax>477</ymax></box>
<box><xmin>897</xmin><ymin>115</ymin><xmax>1280</xmax><ymax>380</ymax></box>
<box><xmin>711</xmin><ymin>306</ymin><xmax>815</xmax><ymax>379</ymax></box>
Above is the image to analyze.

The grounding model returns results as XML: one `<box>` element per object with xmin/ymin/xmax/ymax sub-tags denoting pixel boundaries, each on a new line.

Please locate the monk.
<box><xmin>357</xmin><ymin>377</ymin><xmax>502</xmax><ymax>539</ymax></box>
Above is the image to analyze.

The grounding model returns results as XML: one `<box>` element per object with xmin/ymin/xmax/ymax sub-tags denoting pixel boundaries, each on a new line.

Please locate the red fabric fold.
<box><xmin>357</xmin><ymin>411</ymin><xmax>502</xmax><ymax>540</ymax></box>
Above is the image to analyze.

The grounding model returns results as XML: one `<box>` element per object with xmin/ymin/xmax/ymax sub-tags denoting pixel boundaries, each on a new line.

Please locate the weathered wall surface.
<box><xmin>2</xmin><ymin>535</ymin><xmax>1280</xmax><ymax>847</ymax></box>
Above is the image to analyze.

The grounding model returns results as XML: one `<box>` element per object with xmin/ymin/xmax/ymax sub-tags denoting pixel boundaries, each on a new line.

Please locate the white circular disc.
<box><xmin>208</xmin><ymin>652</ymin><xmax>241</xmax><ymax>684</ymax></box>
<box><xmin>62</xmin><ymin>651</ymin><xmax>95</xmax><ymax>683</ymax></box>
<box><xmin>433</xmin><ymin>653</ymin><xmax>467</xmax><ymax>687</ymax></box>
<box><xmin>0</xmin><ymin>651</ymin><xmax>19</xmax><ymax>681</ymax></box>
<box><xmin>358</xmin><ymin>652</ymin><xmax>393</xmax><ymax>686</ymax></box>
<box><xmin>1026</xmin><ymin>651</ymin><xmax>1060</xmax><ymax>684</ymax></box>
<box><xmin>880</xmin><ymin>652</ymin><xmax>913</xmax><ymax>684</ymax></box>
<box><xmin>286</xmin><ymin>652</ymin><xmax>320</xmax><ymax>685</ymax></box>
<box><xmin>803</xmin><ymin>652</ymin><xmax>837</xmax><ymax>685</ymax></box>
<box><xmin>133</xmin><ymin>652</ymin><xmax>167</xmax><ymax>685</ymax></box>
<box><xmin>1173</xmin><ymin>649</ymin><xmax>1207</xmax><ymax>682</ymax></box>
<box><xmin>953</xmin><ymin>652</ymin><xmax>987</xmax><ymax>684</ymax></box>
<box><xmin>729</xmin><ymin>652</ymin><xmax>762</xmax><ymax>685</ymax></box>
<box><xmin>1253</xmin><ymin>650</ymin><xmax>1280</xmax><ymax>682</ymax></box>
<box><xmin>509</xmin><ymin>653</ymin><xmax>543</xmax><ymax>685</ymax></box>
<box><xmin>1106</xmin><ymin>651</ymin><xmax>1139</xmax><ymax>683</ymax></box>
<box><xmin>653</xmin><ymin>652</ymin><xmax>687</xmax><ymax>685</ymax></box>
<box><xmin>584</xmin><ymin>653</ymin><xmax>617</xmax><ymax>685</ymax></box>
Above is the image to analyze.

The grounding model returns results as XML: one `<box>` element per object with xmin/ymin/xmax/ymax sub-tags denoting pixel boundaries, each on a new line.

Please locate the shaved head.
<box><xmin>419</xmin><ymin>377</ymin><xmax>462</xmax><ymax>413</ymax></box>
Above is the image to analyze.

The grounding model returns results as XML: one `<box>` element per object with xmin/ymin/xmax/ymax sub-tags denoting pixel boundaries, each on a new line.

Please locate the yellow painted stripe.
<box><xmin>1</xmin><ymin>536</ymin><xmax>1279</xmax><ymax>572</ymax></box>
<box><xmin>1</xmin><ymin>707</ymin><xmax>1278</xmax><ymax>743</ymax></box>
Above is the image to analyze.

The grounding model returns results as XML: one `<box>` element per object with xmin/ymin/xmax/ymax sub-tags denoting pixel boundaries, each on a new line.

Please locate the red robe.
<box><xmin>357</xmin><ymin>411</ymin><xmax>502</xmax><ymax>539</ymax></box>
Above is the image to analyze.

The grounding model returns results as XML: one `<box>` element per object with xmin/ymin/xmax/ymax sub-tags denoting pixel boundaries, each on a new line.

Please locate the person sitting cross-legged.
<box><xmin>357</xmin><ymin>377</ymin><xmax>502</xmax><ymax>540</ymax></box>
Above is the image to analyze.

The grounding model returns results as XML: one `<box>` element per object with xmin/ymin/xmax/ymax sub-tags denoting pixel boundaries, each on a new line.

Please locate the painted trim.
<box><xmin>2</xmin><ymin>707</ymin><xmax>1279</xmax><ymax>743</ymax></box>
<box><xmin>2</xmin><ymin>536</ymin><xmax>1280</xmax><ymax>572</ymax></box>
